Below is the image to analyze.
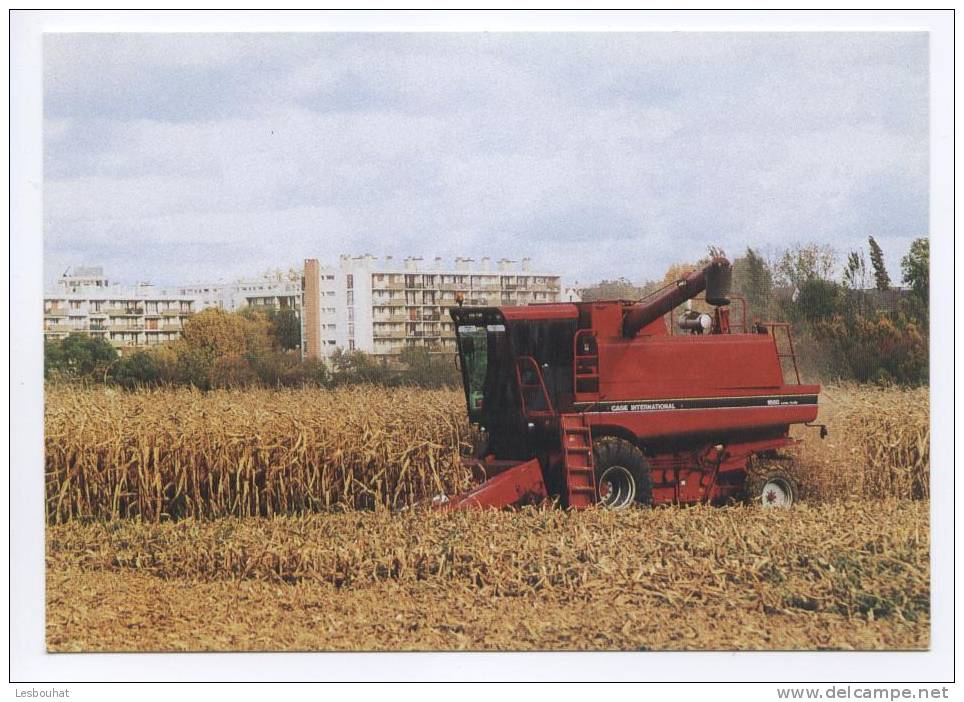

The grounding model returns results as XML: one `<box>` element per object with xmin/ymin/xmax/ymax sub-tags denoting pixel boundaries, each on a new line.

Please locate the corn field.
<box><xmin>785</xmin><ymin>384</ymin><xmax>929</xmax><ymax>502</ymax></box>
<box><xmin>45</xmin><ymin>383</ymin><xmax>929</xmax><ymax>523</ymax></box>
<box><xmin>45</xmin><ymin>385</ymin><xmax>475</xmax><ymax>523</ymax></box>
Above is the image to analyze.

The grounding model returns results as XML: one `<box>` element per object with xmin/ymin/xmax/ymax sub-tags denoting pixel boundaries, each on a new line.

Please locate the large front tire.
<box><xmin>592</xmin><ymin>437</ymin><xmax>653</xmax><ymax>509</ymax></box>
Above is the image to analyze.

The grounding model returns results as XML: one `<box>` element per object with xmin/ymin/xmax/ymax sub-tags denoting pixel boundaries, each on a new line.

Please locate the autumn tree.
<box><xmin>179</xmin><ymin>308</ymin><xmax>255</xmax><ymax>361</ymax></box>
<box><xmin>774</xmin><ymin>243</ymin><xmax>837</xmax><ymax>288</ymax></box>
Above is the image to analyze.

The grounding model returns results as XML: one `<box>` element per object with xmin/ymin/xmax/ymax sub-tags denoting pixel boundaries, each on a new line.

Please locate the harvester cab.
<box><xmin>442</xmin><ymin>257</ymin><xmax>822</xmax><ymax>511</ymax></box>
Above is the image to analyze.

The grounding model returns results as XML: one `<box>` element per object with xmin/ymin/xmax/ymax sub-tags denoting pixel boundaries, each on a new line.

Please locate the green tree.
<box><xmin>901</xmin><ymin>237</ymin><xmax>929</xmax><ymax>304</ymax></box>
<box><xmin>868</xmin><ymin>236</ymin><xmax>891</xmax><ymax>291</ymax></box>
<box><xmin>842</xmin><ymin>250</ymin><xmax>869</xmax><ymax>290</ymax></box>
<box><xmin>112</xmin><ymin>349</ymin><xmax>166</xmax><ymax>389</ymax></box>
<box><xmin>795</xmin><ymin>279</ymin><xmax>843</xmax><ymax>322</ymax></box>
<box><xmin>44</xmin><ymin>334</ymin><xmax>118</xmax><ymax>380</ymax></box>
<box><xmin>238</xmin><ymin>306</ymin><xmax>300</xmax><ymax>352</ymax></box>
<box><xmin>280</xmin><ymin>357</ymin><xmax>330</xmax><ymax>387</ymax></box>
<box><xmin>173</xmin><ymin>346</ymin><xmax>213</xmax><ymax>391</ymax></box>
<box><xmin>731</xmin><ymin>247</ymin><xmax>773</xmax><ymax>320</ymax></box>
<box><xmin>579</xmin><ymin>278</ymin><xmax>644</xmax><ymax>302</ymax></box>
<box><xmin>210</xmin><ymin>354</ymin><xmax>258</xmax><ymax>389</ymax></box>
<box><xmin>266</xmin><ymin>308</ymin><xmax>301</xmax><ymax>351</ymax></box>
<box><xmin>841</xmin><ymin>249</ymin><xmax>871</xmax><ymax>317</ymax></box>
<box><xmin>398</xmin><ymin>346</ymin><xmax>460</xmax><ymax>389</ymax></box>
<box><xmin>329</xmin><ymin>349</ymin><xmax>391</xmax><ymax>386</ymax></box>
<box><xmin>812</xmin><ymin>312</ymin><xmax>927</xmax><ymax>385</ymax></box>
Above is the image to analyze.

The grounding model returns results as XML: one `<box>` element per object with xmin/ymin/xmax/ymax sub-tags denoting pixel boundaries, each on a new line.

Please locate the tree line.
<box><xmin>46</xmin><ymin>236</ymin><xmax>928</xmax><ymax>390</ymax></box>
<box><xmin>44</xmin><ymin>306</ymin><xmax>461</xmax><ymax>390</ymax></box>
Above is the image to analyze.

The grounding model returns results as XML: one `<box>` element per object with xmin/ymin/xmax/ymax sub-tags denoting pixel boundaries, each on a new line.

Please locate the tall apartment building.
<box><xmin>174</xmin><ymin>271</ymin><xmax>304</xmax><ymax>313</ymax></box>
<box><xmin>302</xmin><ymin>255</ymin><xmax>563</xmax><ymax>360</ymax></box>
<box><xmin>43</xmin><ymin>267</ymin><xmax>195</xmax><ymax>350</ymax></box>
<box><xmin>46</xmin><ymin>258</ymin><xmax>565</xmax><ymax>359</ymax></box>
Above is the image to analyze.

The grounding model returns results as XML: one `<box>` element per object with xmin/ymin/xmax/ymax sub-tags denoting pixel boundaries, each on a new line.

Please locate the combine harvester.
<box><xmin>441</xmin><ymin>256</ymin><xmax>825</xmax><ymax>510</ymax></box>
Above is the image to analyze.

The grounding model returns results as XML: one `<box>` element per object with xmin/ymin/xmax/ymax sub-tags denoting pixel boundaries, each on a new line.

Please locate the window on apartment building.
<box><xmin>346</xmin><ymin>274</ymin><xmax>353</xmax><ymax>290</ymax></box>
<box><xmin>348</xmin><ymin>339</ymin><xmax>355</xmax><ymax>350</ymax></box>
<box><xmin>348</xmin><ymin>323</ymin><xmax>355</xmax><ymax>337</ymax></box>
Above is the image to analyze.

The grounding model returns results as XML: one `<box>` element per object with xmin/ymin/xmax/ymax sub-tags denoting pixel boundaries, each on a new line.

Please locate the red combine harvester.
<box><xmin>440</xmin><ymin>257</ymin><xmax>824</xmax><ymax>510</ymax></box>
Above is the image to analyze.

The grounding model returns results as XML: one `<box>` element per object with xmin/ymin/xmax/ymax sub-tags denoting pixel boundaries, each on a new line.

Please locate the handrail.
<box><xmin>761</xmin><ymin>322</ymin><xmax>802</xmax><ymax>385</ymax></box>
<box><xmin>514</xmin><ymin>355</ymin><xmax>554</xmax><ymax>418</ymax></box>
<box><xmin>572</xmin><ymin>328</ymin><xmax>600</xmax><ymax>395</ymax></box>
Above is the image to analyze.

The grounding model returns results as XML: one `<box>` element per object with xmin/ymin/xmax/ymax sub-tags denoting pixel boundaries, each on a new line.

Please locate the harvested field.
<box><xmin>47</xmin><ymin>500</ymin><xmax>928</xmax><ymax>651</ymax></box>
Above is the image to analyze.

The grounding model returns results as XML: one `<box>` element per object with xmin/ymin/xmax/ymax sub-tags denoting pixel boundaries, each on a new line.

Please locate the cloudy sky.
<box><xmin>44</xmin><ymin>32</ymin><xmax>928</xmax><ymax>287</ymax></box>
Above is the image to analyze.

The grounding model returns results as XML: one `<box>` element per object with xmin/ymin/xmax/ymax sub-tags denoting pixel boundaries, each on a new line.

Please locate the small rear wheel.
<box><xmin>592</xmin><ymin>437</ymin><xmax>653</xmax><ymax>509</ymax></box>
<box><xmin>759</xmin><ymin>472</ymin><xmax>796</xmax><ymax>508</ymax></box>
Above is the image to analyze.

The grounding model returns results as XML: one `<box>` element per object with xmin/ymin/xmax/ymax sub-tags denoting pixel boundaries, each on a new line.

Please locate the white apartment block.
<box><xmin>44</xmin><ymin>267</ymin><xmax>308</xmax><ymax>353</ymax></box>
<box><xmin>46</xmin><ymin>258</ymin><xmax>565</xmax><ymax>359</ymax></box>
<box><xmin>44</xmin><ymin>267</ymin><xmax>195</xmax><ymax>350</ymax></box>
<box><xmin>303</xmin><ymin>255</ymin><xmax>563</xmax><ymax>360</ymax></box>
<box><xmin>174</xmin><ymin>270</ymin><xmax>304</xmax><ymax>313</ymax></box>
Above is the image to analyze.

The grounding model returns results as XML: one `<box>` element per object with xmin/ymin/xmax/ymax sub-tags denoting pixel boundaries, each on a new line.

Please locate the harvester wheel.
<box><xmin>592</xmin><ymin>437</ymin><xmax>653</xmax><ymax>509</ymax></box>
<box><xmin>756</xmin><ymin>472</ymin><xmax>797</xmax><ymax>508</ymax></box>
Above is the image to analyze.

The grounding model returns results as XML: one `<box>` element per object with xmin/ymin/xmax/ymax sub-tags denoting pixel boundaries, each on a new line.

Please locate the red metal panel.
<box><xmin>437</xmin><ymin>457</ymin><xmax>548</xmax><ymax>510</ymax></box>
<box><xmin>500</xmin><ymin>304</ymin><xmax>579</xmax><ymax>320</ymax></box>
<box><xmin>596</xmin><ymin>334</ymin><xmax>788</xmax><ymax>399</ymax></box>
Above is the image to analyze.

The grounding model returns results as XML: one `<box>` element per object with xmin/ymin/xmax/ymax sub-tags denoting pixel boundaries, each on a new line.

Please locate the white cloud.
<box><xmin>43</xmin><ymin>32</ymin><xmax>928</xmax><ymax>287</ymax></box>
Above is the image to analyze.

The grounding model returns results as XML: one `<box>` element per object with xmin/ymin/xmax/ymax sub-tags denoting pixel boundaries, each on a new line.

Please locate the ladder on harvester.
<box><xmin>573</xmin><ymin>330</ymin><xmax>600</xmax><ymax>399</ymax></box>
<box><xmin>764</xmin><ymin>322</ymin><xmax>802</xmax><ymax>384</ymax></box>
<box><xmin>560</xmin><ymin>414</ymin><xmax>597</xmax><ymax>508</ymax></box>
